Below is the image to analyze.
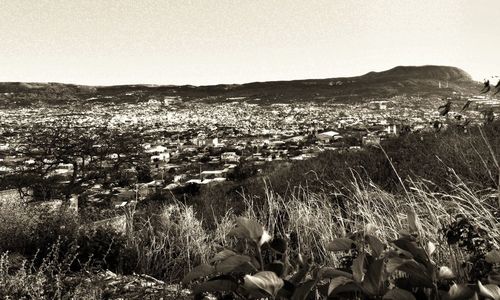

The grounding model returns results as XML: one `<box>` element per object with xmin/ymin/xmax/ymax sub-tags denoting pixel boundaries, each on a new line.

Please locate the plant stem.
<box><xmin>256</xmin><ymin>242</ymin><xmax>264</xmax><ymax>271</ymax></box>
<box><xmin>498</xmin><ymin>166</ymin><xmax>500</xmax><ymax>208</ymax></box>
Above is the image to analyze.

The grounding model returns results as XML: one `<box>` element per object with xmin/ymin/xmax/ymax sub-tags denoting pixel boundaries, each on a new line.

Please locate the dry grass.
<box><xmin>2</xmin><ymin>145</ymin><xmax>499</xmax><ymax>296</ymax></box>
<box><xmin>0</xmin><ymin>240</ymin><xmax>103</xmax><ymax>300</ymax></box>
<box><xmin>231</xmin><ymin>172</ymin><xmax>499</xmax><ymax>274</ymax></box>
<box><xmin>1</xmin><ymin>173</ymin><xmax>498</xmax><ymax>296</ymax></box>
<box><xmin>130</xmin><ymin>201</ymin><xmax>215</xmax><ymax>283</ymax></box>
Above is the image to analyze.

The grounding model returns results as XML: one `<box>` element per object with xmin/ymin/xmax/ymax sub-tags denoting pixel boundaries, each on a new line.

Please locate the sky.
<box><xmin>0</xmin><ymin>0</ymin><xmax>499</xmax><ymax>86</ymax></box>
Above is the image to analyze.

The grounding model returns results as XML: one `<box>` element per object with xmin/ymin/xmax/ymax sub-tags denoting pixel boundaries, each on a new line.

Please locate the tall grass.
<box><xmin>232</xmin><ymin>172</ymin><xmax>499</xmax><ymax>278</ymax></box>
<box><xmin>0</xmin><ymin>240</ymin><xmax>103</xmax><ymax>299</ymax></box>
<box><xmin>130</xmin><ymin>202</ymin><xmax>215</xmax><ymax>283</ymax></box>
<box><xmin>1</xmin><ymin>171</ymin><xmax>498</xmax><ymax>295</ymax></box>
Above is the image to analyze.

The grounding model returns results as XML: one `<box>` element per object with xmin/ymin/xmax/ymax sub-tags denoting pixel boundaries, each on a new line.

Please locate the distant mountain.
<box><xmin>0</xmin><ymin>65</ymin><xmax>479</xmax><ymax>106</ymax></box>
<box><xmin>362</xmin><ymin>65</ymin><xmax>472</xmax><ymax>81</ymax></box>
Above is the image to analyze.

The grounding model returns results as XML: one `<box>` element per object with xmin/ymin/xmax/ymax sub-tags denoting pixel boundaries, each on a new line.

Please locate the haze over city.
<box><xmin>1</xmin><ymin>0</ymin><xmax>499</xmax><ymax>85</ymax></box>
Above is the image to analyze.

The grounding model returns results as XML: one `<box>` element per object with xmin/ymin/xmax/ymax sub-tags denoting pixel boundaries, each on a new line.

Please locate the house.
<box><xmin>201</xmin><ymin>170</ymin><xmax>227</xmax><ymax>180</ymax></box>
<box><xmin>368</xmin><ymin>101</ymin><xmax>389</xmax><ymax>110</ymax></box>
<box><xmin>187</xmin><ymin>177</ymin><xmax>225</xmax><ymax>185</ymax></box>
<box><xmin>385</xmin><ymin>124</ymin><xmax>398</xmax><ymax>136</ymax></box>
<box><xmin>315</xmin><ymin>131</ymin><xmax>341</xmax><ymax>143</ymax></box>
<box><xmin>205</xmin><ymin>137</ymin><xmax>220</xmax><ymax>147</ymax></box>
<box><xmin>362</xmin><ymin>135</ymin><xmax>381</xmax><ymax>147</ymax></box>
<box><xmin>145</xmin><ymin>145</ymin><xmax>168</xmax><ymax>155</ymax></box>
<box><xmin>186</xmin><ymin>179</ymin><xmax>204</xmax><ymax>185</ymax></box>
<box><xmin>51</xmin><ymin>163</ymin><xmax>74</xmax><ymax>176</ymax></box>
<box><xmin>221</xmin><ymin>152</ymin><xmax>240</xmax><ymax>162</ymax></box>
<box><xmin>150</xmin><ymin>152</ymin><xmax>170</xmax><ymax>162</ymax></box>
<box><xmin>163</xmin><ymin>183</ymin><xmax>180</xmax><ymax>190</ymax></box>
<box><xmin>174</xmin><ymin>174</ymin><xmax>187</xmax><ymax>183</ymax></box>
<box><xmin>0</xmin><ymin>166</ymin><xmax>13</xmax><ymax>173</ymax></box>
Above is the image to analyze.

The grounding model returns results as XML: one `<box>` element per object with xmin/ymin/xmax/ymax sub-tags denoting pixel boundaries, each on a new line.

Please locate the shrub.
<box><xmin>130</xmin><ymin>202</ymin><xmax>214</xmax><ymax>283</ymax></box>
<box><xmin>76</xmin><ymin>226</ymin><xmax>137</xmax><ymax>274</ymax></box>
<box><xmin>0</xmin><ymin>240</ymin><xmax>102</xmax><ymax>300</ymax></box>
<box><xmin>241</xmin><ymin>120</ymin><xmax>500</xmax><ymax>200</ymax></box>
<box><xmin>0</xmin><ymin>202</ymin><xmax>78</xmax><ymax>257</ymax></box>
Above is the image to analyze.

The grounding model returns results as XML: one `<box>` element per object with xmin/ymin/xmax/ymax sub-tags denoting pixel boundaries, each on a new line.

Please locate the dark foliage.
<box><xmin>444</xmin><ymin>215</ymin><xmax>494</xmax><ymax>282</ymax></box>
<box><xmin>76</xmin><ymin>227</ymin><xmax>137</xmax><ymax>274</ymax></box>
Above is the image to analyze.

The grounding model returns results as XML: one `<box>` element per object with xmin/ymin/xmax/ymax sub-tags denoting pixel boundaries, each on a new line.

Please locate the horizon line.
<box><xmin>0</xmin><ymin>64</ymin><xmax>483</xmax><ymax>88</ymax></box>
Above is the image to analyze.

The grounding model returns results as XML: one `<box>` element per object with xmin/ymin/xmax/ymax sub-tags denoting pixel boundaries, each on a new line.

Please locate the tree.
<box><xmin>227</xmin><ymin>163</ymin><xmax>258</xmax><ymax>181</ymax></box>
<box><xmin>13</xmin><ymin>126</ymin><xmax>145</xmax><ymax>202</ymax></box>
<box><xmin>136</xmin><ymin>164</ymin><xmax>153</xmax><ymax>183</ymax></box>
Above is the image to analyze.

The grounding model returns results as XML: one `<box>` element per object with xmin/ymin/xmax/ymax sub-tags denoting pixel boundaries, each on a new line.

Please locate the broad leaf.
<box><xmin>216</xmin><ymin>254</ymin><xmax>253</xmax><ymax>274</ymax></box>
<box><xmin>266</xmin><ymin>261</ymin><xmax>286</xmax><ymax>277</ymax></box>
<box><xmin>244</xmin><ymin>271</ymin><xmax>284</xmax><ymax>298</ymax></box>
<box><xmin>386</xmin><ymin>256</ymin><xmax>433</xmax><ymax>287</ymax></box>
<box><xmin>489</xmin><ymin>272</ymin><xmax>500</xmax><ymax>285</ymax></box>
<box><xmin>383</xmin><ymin>288</ymin><xmax>416</xmax><ymax>300</ymax></box>
<box><xmin>326</xmin><ymin>238</ymin><xmax>355</xmax><ymax>252</ymax></box>
<box><xmin>276</xmin><ymin>280</ymin><xmax>295</xmax><ymax>299</ymax></box>
<box><xmin>438</xmin><ymin>266</ymin><xmax>455</xmax><ymax>280</ymax></box>
<box><xmin>182</xmin><ymin>263</ymin><xmax>215</xmax><ymax>284</ymax></box>
<box><xmin>210</xmin><ymin>249</ymin><xmax>236</xmax><ymax>263</ymax></box>
<box><xmin>386</xmin><ymin>256</ymin><xmax>407</xmax><ymax>274</ymax></box>
<box><xmin>319</xmin><ymin>267</ymin><xmax>353</xmax><ymax>280</ymax></box>
<box><xmin>363</xmin><ymin>258</ymin><xmax>386</xmax><ymax>296</ymax></box>
<box><xmin>291</xmin><ymin>279</ymin><xmax>316</xmax><ymax>300</ymax></box>
<box><xmin>446</xmin><ymin>283</ymin><xmax>475</xmax><ymax>300</ymax></box>
<box><xmin>328</xmin><ymin>276</ymin><xmax>354</xmax><ymax>295</ymax></box>
<box><xmin>352</xmin><ymin>253</ymin><xmax>366</xmax><ymax>282</ymax></box>
<box><xmin>426</xmin><ymin>241</ymin><xmax>436</xmax><ymax>256</ymax></box>
<box><xmin>392</xmin><ymin>237</ymin><xmax>432</xmax><ymax>270</ymax></box>
<box><xmin>478</xmin><ymin>281</ymin><xmax>500</xmax><ymax>300</ymax></box>
<box><xmin>486</xmin><ymin>250</ymin><xmax>500</xmax><ymax>264</ymax></box>
<box><xmin>366</xmin><ymin>234</ymin><xmax>385</xmax><ymax>257</ymax></box>
<box><xmin>228</xmin><ymin>217</ymin><xmax>264</xmax><ymax>244</ymax></box>
<box><xmin>231</xmin><ymin>261</ymin><xmax>259</xmax><ymax>274</ymax></box>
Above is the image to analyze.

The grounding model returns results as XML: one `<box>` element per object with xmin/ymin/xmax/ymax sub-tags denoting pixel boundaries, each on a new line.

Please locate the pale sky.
<box><xmin>0</xmin><ymin>0</ymin><xmax>499</xmax><ymax>85</ymax></box>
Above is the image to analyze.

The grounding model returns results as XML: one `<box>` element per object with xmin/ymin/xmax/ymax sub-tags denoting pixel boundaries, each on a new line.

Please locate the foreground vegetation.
<box><xmin>1</xmin><ymin>121</ymin><xmax>499</xmax><ymax>299</ymax></box>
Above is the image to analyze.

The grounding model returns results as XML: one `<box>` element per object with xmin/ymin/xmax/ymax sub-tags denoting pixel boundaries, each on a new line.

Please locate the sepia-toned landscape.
<box><xmin>1</xmin><ymin>1</ymin><xmax>500</xmax><ymax>299</ymax></box>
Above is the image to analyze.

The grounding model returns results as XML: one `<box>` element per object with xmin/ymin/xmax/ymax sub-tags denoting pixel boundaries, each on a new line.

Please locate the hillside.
<box><xmin>0</xmin><ymin>65</ymin><xmax>479</xmax><ymax>106</ymax></box>
<box><xmin>2</xmin><ymin>121</ymin><xmax>500</xmax><ymax>299</ymax></box>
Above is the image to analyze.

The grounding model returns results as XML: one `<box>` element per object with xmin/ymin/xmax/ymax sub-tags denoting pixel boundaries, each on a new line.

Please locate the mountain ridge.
<box><xmin>0</xmin><ymin>65</ymin><xmax>479</xmax><ymax>106</ymax></box>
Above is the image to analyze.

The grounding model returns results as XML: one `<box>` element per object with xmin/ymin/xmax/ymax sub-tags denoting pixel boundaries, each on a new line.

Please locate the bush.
<box><xmin>76</xmin><ymin>227</ymin><xmax>137</xmax><ymax>274</ymax></box>
<box><xmin>256</xmin><ymin>120</ymin><xmax>500</xmax><ymax>196</ymax></box>
<box><xmin>130</xmin><ymin>202</ymin><xmax>214</xmax><ymax>283</ymax></box>
<box><xmin>0</xmin><ymin>202</ymin><xmax>78</xmax><ymax>257</ymax></box>
<box><xmin>0</xmin><ymin>240</ymin><xmax>102</xmax><ymax>299</ymax></box>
